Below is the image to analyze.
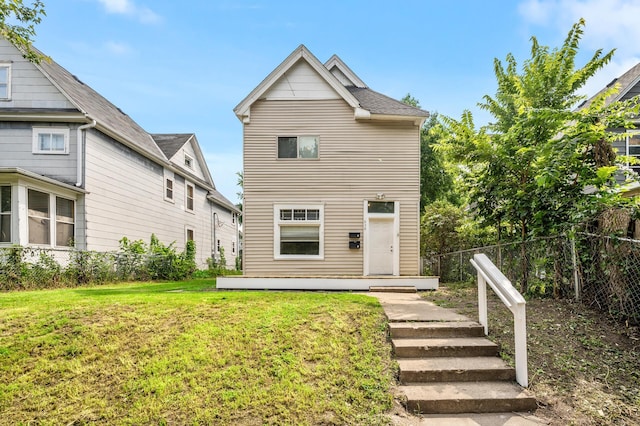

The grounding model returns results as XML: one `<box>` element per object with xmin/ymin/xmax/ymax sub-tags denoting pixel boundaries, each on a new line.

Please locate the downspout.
<box><xmin>75</xmin><ymin>117</ymin><xmax>97</xmax><ymax>187</ymax></box>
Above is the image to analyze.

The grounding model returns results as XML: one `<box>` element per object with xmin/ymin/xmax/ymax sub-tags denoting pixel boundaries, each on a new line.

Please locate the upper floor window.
<box><xmin>277</xmin><ymin>136</ymin><xmax>318</xmax><ymax>159</ymax></box>
<box><xmin>32</xmin><ymin>127</ymin><xmax>69</xmax><ymax>154</ymax></box>
<box><xmin>614</xmin><ymin>131</ymin><xmax>640</xmax><ymax>175</ymax></box>
<box><xmin>0</xmin><ymin>64</ymin><xmax>11</xmax><ymax>100</ymax></box>
<box><xmin>186</xmin><ymin>182</ymin><xmax>194</xmax><ymax>212</ymax></box>
<box><xmin>184</xmin><ymin>153</ymin><xmax>194</xmax><ymax>169</ymax></box>
<box><xmin>165</xmin><ymin>178</ymin><xmax>174</xmax><ymax>201</ymax></box>
<box><xmin>0</xmin><ymin>186</ymin><xmax>11</xmax><ymax>243</ymax></box>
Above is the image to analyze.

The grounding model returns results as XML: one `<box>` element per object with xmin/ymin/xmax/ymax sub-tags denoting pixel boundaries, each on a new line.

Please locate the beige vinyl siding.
<box><xmin>243</xmin><ymin>98</ymin><xmax>421</xmax><ymax>276</ymax></box>
<box><xmin>0</xmin><ymin>39</ymin><xmax>75</xmax><ymax>109</ymax></box>
<box><xmin>84</xmin><ymin>130</ymin><xmax>214</xmax><ymax>266</ymax></box>
<box><xmin>265</xmin><ymin>60</ymin><xmax>340</xmax><ymax>101</ymax></box>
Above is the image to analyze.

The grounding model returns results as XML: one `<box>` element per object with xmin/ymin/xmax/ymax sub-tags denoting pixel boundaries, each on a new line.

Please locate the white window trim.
<box><xmin>32</xmin><ymin>127</ymin><xmax>70</xmax><ymax>155</ymax></box>
<box><xmin>185</xmin><ymin>226</ymin><xmax>194</xmax><ymax>244</ymax></box>
<box><xmin>624</xmin><ymin>130</ymin><xmax>640</xmax><ymax>171</ymax></box>
<box><xmin>163</xmin><ymin>169</ymin><xmax>175</xmax><ymax>203</ymax></box>
<box><xmin>0</xmin><ymin>185</ymin><xmax>12</xmax><ymax>244</ymax></box>
<box><xmin>273</xmin><ymin>203</ymin><xmax>324</xmax><ymax>260</ymax></box>
<box><xmin>184</xmin><ymin>152</ymin><xmax>194</xmax><ymax>169</ymax></box>
<box><xmin>0</xmin><ymin>63</ymin><xmax>11</xmax><ymax>100</ymax></box>
<box><xmin>26</xmin><ymin>188</ymin><xmax>76</xmax><ymax>248</ymax></box>
<box><xmin>185</xmin><ymin>181</ymin><xmax>195</xmax><ymax>213</ymax></box>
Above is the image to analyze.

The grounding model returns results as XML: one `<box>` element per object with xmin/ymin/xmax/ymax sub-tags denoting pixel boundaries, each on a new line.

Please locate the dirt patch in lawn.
<box><xmin>421</xmin><ymin>282</ymin><xmax>640</xmax><ymax>426</ymax></box>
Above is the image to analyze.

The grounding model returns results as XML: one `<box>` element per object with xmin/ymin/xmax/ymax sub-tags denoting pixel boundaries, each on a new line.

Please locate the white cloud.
<box><xmin>518</xmin><ymin>0</ymin><xmax>640</xmax><ymax>96</ymax></box>
<box><xmin>96</xmin><ymin>0</ymin><xmax>162</xmax><ymax>24</ymax></box>
<box><xmin>104</xmin><ymin>41</ymin><xmax>132</xmax><ymax>55</ymax></box>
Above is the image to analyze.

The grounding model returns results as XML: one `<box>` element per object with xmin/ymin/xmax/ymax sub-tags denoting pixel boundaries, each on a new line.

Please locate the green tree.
<box><xmin>400</xmin><ymin>94</ymin><xmax>455</xmax><ymax>210</ymax></box>
<box><xmin>438</xmin><ymin>19</ymin><xmax>640</xmax><ymax>291</ymax></box>
<box><xmin>0</xmin><ymin>0</ymin><xmax>46</xmax><ymax>63</ymax></box>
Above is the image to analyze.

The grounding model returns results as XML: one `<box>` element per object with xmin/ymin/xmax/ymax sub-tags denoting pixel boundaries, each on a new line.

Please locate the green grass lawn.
<box><xmin>0</xmin><ymin>280</ymin><xmax>395</xmax><ymax>425</ymax></box>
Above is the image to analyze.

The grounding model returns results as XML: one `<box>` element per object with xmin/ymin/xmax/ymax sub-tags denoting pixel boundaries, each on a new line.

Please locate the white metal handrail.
<box><xmin>470</xmin><ymin>253</ymin><xmax>528</xmax><ymax>387</ymax></box>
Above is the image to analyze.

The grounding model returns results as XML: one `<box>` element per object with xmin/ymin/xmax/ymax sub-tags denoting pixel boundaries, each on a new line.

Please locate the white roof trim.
<box><xmin>324</xmin><ymin>54</ymin><xmax>367</xmax><ymax>88</ymax></box>
<box><xmin>234</xmin><ymin>45</ymin><xmax>362</xmax><ymax>122</ymax></box>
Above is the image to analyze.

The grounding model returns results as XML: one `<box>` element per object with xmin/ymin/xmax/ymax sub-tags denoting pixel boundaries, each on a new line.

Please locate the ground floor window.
<box><xmin>274</xmin><ymin>204</ymin><xmax>324</xmax><ymax>259</ymax></box>
<box><xmin>1</xmin><ymin>186</ymin><xmax>10</xmax><ymax>243</ymax></box>
<box><xmin>27</xmin><ymin>189</ymin><xmax>75</xmax><ymax>247</ymax></box>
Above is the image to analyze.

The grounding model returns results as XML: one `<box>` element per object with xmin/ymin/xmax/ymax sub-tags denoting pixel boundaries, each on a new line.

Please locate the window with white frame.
<box><xmin>27</xmin><ymin>189</ymin><xmax>75</xmax><ymax>247</ymax></box>
<box><xmin>32</xmin><ymin>127</ymin><xmax>70</xmax><ymax>154</ymax></box>
<box><xmin>274</xmin><ymin>205</ymin><xmax>323</xmax><ymax>258</ymax></box>
<box><xmin>613</xmin><ymin>131</ymin><xmax>640</xmax><ymax>174</ymax></box>
<box><xmin>185</xmin><ymin>182</ymin><xmax>194</xmax><ymax>212</ymax></box>
<box><xmin>184</xmin><ymin>153</ymin><xmax>194</xmax><ymax>169</ymax></box>
<box><xmin>186</xmin><ymin>227</ymin><xmax>194</xmax><ymax>242</ymax></box>
<box><xmin>56</xmin><ymin>197</ymin><xmax>75</xmax><ymax>246</ymax></box>
<box><xmin>277</xmin><ymin>136</ymin><xmax>319</xmax><ymax>159</ymax></box>
<box><xmin>0</xmin><ymin>64</ymin><xmax>11</xmax><ymax>100</ymax></box>
<box><xmin>28</xmin><ymin>189</ymin><xmax>50</xmax><ymax>245</ymax></box>
<box><xmin>165</xmin><ymin>178</ymin><xmax>174</xmax><ymax>202</ymax></box>
<box><xmin>0</xmin><ymin>186</ymin><xmax>11</xmax><ymax>243</ymax></box>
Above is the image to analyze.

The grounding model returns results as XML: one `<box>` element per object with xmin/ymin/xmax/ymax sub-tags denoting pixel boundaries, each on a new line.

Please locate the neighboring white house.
<box><xmin>0</xmin><ymin>38</ymin><xmax>239</xmax><ymax>268</ymax></box>
<box><xmin>220</xmin><ymin>45</ymin><xmax>438</xmax><ymax>289</ymax></box>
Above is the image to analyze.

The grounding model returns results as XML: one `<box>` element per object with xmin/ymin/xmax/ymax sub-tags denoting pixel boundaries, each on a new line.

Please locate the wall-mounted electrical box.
<box><xmin>349</xmin><ymin>232</ymin><xmax>361</xmax><ymax>239</ymax></box>
<box><xmin>349</xmin><ymin>241</ymin><xmax>361</xmax><ymax>249</ymax></box>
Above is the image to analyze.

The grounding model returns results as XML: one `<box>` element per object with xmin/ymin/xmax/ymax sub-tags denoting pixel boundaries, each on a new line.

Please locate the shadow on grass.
<box><xmin>72</xmin><ymin>279</ymin><xmax>217</xmax><ymax>297</ymax></box>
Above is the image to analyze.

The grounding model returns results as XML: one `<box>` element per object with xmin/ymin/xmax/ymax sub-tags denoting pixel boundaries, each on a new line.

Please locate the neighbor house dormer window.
<box><xmin>32</xmin><ymin>128</ymin><xmax>69</xmax><ymax>154</ymax></box>
<box><xmin>277</xmin><ymin>136</ymin><xmax>319</xmax><ymax>159</ymax></box>
<box><xmin>184</xmin><ymin>153</ymin><xmax>194</xmax><ymax>169</ymax></box>
<box><xmin>0</xmin><ymin>64</ymin><xmax>11</xmax><ymax>100</ymax></box>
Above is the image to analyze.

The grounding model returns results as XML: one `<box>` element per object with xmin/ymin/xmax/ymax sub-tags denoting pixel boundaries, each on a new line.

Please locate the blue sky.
<box><xmin>32</xmin><ymin>0</ymin><xmax>640</xmax><ymax>203</ymax></box>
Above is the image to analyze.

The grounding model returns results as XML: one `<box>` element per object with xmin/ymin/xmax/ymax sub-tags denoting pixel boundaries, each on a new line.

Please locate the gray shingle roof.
<box><xmin>581</xmin><ymin>62</ymin><xmax>640</xmax><ymax>109</ymax></box>
<box><xmin>346</xmin><ymin>86</ymin><xmax>430</xmax><ymax>117</ymax></box>
<box><xmin>36</xmin><ymin>49</ymin><xmax>167</xmax><ymax>162</ymax></box>
<box><xmin>152</xmin><ymin>133</ymin><xmax>194</xmax><ymax>159</ymax></box>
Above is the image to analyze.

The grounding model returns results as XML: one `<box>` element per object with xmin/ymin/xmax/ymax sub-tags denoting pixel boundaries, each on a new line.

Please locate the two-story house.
<box><xmin>0</xmin><ymin>38</ymin><xmax>239</xmax><ymax>268</ymax></box>
<box><xmin>219</xmin><ymin>45</ymin><xmax>438</xmax><ymax>289</ymax></box>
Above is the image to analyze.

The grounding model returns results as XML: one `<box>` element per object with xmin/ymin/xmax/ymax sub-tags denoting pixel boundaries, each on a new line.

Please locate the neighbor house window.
<box><xmin>274</xmin><ymin>204</ymin><xmax>324</xmax><ymax>258</ymax></box>
<box><xmin>186</xmin><ymin>228</ymin><xmax>194</xmax><ymax>242</ymax></box>
<box><xmin>0</xmin><ymin>186</ymin><xmax>11</xmax><ymax>243</ymax></box>
<box><xmin>277</xmin><ymin>136</ymin><xmax>318</xmax><ymax>159</ymax></box>
<box><xmin>232</xmin><ymin>241</ymin><xmax>236</xmax><ymax>254</ymax></box>
<box><xmin>165</xmin><ymin>178</ymin><xmax>174</xmax><ymax>201</ymax></box>
<box><xmin>0</xmin><ymin>64</ymin><xmax>11</xmax><ymax>100</ymax></box>
<box><xmin>28</xmin><ymin>189</ymin><xmax>50</xmax><ymax>245</ymax></box>
<box><xmin>186</xmin><ymin>183</ymin><xmax>194</xmax><ymax>212</ymax></box>
<box><xmin>616</xmin><ymin>131</ymin><xmax>640</xmax><ymax>174</ymax></box>
<box><xmin>55</xmin><ymin>197</ymin><xmax>74</xmax><ymax>247</ymax></box>
<box><xmin>184</xmin><ymin>153</ymin><xmax>194</xmax><ymax>169</ymax></box>
<box><xmin>32</xmin><ymin>128</ymin><xmax>70</xmax><ymax>154</ymax></box>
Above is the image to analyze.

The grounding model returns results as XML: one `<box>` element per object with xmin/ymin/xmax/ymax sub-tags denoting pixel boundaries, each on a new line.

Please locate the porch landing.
<box><xmin>216</xmin><ymin>275</ymin><xmax>439</xmax><ymax>291</ymax></box>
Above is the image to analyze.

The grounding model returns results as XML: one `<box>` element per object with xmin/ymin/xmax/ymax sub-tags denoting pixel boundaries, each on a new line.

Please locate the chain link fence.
<box><xmin>424</xmin><ymin>233</ymin><xmax>640</xmax><ymax>324</ymax></box>
<box><xmin>0</xmin><ymin>246</ymin><xmax>197</xmax><ymax>291</ymax></box>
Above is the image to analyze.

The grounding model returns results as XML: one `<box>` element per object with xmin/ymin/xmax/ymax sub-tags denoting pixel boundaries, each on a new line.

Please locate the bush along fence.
<box><xmin>0</xmin><ymin>235</ymin><xmax>197</xmax><ymax>291</ymax></box>
<box><xmin>424</xmin><ymin>233</ymin><xmax>640</xmax><ymax>325</ymax></box>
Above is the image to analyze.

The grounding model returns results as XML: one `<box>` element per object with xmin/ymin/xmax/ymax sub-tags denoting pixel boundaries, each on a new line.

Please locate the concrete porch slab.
<box><xmin>367</xmin><ymin>292</ymin><xmax>469</xmax><ymax>322</ymax></box>
<box><xmin>216</xmin><ymin>276</ymin><xmax>439</xmax><ymax>291</ymax></box>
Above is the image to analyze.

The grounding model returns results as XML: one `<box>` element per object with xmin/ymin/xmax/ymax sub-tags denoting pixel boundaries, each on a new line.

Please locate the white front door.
<box><xmin>368</xmin><ymin>217</ymin><xmax>394</xmax><ymax>275</ymax></box>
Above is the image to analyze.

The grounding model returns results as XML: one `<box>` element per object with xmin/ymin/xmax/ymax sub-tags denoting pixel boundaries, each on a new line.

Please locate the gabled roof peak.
<box><xmin>324</xmin><ymin>54</ymin><xmax>367</xmax><ymax>88</ymax></box>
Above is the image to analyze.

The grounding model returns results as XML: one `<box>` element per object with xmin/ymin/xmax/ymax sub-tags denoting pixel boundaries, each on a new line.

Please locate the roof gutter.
<box><xmin>76</xmin><ymin>117</ymin><xmax>97</xmax><ymax>187</ymax></box>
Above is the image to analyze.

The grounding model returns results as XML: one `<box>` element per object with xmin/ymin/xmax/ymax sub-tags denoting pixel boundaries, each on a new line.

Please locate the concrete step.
<box><xmin>400</xmin><ymin>381</ymin><xmax>537</xmax><ymax>414</ymax></box>
<box><xmin>392</xmin><ymin>337</ymin><xmax>499</xmax><ymax>358</ymax></box>
<box><xmin>398</xmin><ymin>357</ymin><xmax>515</xmax><ymax>383</ymax></box>
<box><xmin>420</xmin><ymin>412</ymin><xmax>549</xmax><ymax>425</ymax></box>
<box><xmin>369</xmin><ymin>285</ymin><xmax>417</xmax><ymax>293</ymax></box>
<box><xmin>389</xmin><ymin>321</ymin><xmax>484</xmax><ymax>339</ymax></box>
